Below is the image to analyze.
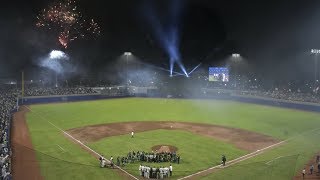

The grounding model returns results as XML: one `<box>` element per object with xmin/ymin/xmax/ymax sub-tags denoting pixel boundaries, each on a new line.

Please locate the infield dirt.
<box><xmin>67</xmin><ymin>121</ymin><xmax>279</xmax><ymax>152</ymax></box>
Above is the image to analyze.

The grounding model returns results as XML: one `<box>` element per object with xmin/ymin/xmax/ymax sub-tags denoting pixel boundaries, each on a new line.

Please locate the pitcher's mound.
<box><xmin>151</xmin><ymin>145</ymin><xmax>178</xmax><ymax>153</ymax></box>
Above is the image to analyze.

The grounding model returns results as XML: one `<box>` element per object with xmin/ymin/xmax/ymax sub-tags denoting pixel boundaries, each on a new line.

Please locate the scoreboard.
<box><xmin>209</xmin><ymin>67</ymin><xmax>229</xmax><ymax>82</ymax></box>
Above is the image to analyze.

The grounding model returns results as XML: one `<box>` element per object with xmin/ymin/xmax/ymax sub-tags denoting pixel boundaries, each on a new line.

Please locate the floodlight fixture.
<box><xmin>232</xmin><ymin>53</ymin><xmax>241</xmax><ymax>58</ymax></box>
<box><xmin>311</xmin><ymin>49</ymin><xmax>320</xmax><ymax>54</ymax></box>
<box><xmin>124</xmin><ymin>52</ymin><xmax>132</xmax><ymax>56</ymax></box>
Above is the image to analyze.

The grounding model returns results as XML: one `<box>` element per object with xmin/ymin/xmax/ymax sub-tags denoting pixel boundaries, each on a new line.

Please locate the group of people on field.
<box><xmin>139</xmin><ymin>164</ymin><xmax>173</xmax><ymax>179</ymax></box>
<box><xmin>99</xmin><ymin>155</ymin><xmax>115</xmax><ymax>168</ymax></box>
<box><xmin>302</xmin><ymin>155</ymin><xmax>320</xmax><ymax>179</ymax></box>
<box><xmin>115</xmin><ymin>151</ymin><xmax>181</xmax><ymax>167</ymax></box>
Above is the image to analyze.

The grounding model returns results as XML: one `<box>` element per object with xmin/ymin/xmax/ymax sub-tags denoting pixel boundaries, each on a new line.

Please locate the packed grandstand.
<box><xmin>0</xmin><ymin>87</ymin><xmax>18</xmax><ymax>180</ymax></box>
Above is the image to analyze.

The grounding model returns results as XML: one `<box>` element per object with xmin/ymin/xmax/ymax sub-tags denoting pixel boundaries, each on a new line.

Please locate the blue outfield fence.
<box><xmin>230</xmin><ymin>95</ymin><xmax>320</xmax><ymax>112</ymax></box>
<box><xmin>18</xmin><ymin>94</ymin><xmax>320</xmax><ymax>112</ymax></box>
<box><xmin>19</xmin><ymin>94</ymin><xmax>129</xmax><ymax>105</ymax></box>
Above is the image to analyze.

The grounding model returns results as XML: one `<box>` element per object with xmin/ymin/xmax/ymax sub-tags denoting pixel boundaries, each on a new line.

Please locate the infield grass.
<box><xmin>25</xmin><ymin>98</ymin><xmax>320</xmax><ymax>180</ymax></box>
<box><xmin>88</xmin><ymin>129</ymin><xmax>246</xmax><ymax>178</ymax></box>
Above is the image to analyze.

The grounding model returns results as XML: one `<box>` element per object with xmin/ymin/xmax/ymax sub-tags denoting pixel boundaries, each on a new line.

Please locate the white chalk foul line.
<box><xmin>265</xmin><ymin>156</ymin><xmax>284</xmax><ymax>165</ymax></box>
<box><xmin>24</xmin><ymin>106</ymin><xmax>139</xmax><ymax>180</ymax></box>
<box><xmin>56</xmin><ymin>144</ymin><xmax>66</xmax><ymax>152</ymax></box>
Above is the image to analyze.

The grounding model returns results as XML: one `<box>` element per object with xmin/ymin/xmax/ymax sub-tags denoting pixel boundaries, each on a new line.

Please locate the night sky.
<box><xmin>1</xmin><ymin>0</ymin><xmax>320</xmax><ymax>81</ymax></box>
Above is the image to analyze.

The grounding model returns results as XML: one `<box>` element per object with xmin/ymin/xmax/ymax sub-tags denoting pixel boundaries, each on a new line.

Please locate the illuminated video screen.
<box><xmin>209</xmin><ymin>67</ymin><xmax>229</xmax><ymax>82</ymax></box>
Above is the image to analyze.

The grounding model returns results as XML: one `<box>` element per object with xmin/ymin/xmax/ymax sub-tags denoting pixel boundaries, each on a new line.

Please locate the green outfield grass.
<box><xmin>25</xmin><ymin>98</ymin><xmax>320</xmax><ymax>180</ymax></box>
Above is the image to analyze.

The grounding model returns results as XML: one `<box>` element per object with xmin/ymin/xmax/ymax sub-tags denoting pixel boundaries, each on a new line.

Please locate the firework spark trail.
<box><xmin>36</xmin><ymin>0</ymin><xmax>101</xmax><ymax>48</ymax></box>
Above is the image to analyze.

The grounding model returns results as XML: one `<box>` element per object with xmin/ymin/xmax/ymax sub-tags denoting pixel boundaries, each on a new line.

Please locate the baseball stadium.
<box><xmin>8</xmin><ymin>87</ymin><xmax>320</xmax><ymax>180</ymax></box>
<box><xmin>1</xmin><ymin>0</ymin><xmax>320</xmax><ymax>180</ymax></box>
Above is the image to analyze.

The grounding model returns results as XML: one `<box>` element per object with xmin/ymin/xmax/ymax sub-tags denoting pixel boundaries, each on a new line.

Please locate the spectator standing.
<box><xmin>310</xmin><ymin>164</ymin><xmax>314</xmax><ymax>175</ymax></box>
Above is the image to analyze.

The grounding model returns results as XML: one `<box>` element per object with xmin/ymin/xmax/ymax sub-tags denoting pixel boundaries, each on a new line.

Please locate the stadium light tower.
<box><xmin>231</xmin><ymin>53</ymin><xmax>242</xmax><ymax>88</ymax></box>
<box><xmin>124</xmin><ymin>52</ymin><xmax>132</xmax><ymax>87</ymax></box>
<box><xmin>55</xmin><ymin>74</ymin><xmax>58</xmax><ymax>88</ymax></box>
<box><xmin>311</xmin><ymin>49</ymin><xmax>320</xmax><ymax>83</ymax></box>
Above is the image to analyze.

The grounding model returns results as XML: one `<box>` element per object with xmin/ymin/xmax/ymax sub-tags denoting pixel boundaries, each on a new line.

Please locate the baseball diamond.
<box><xmin>10</xmin><ymin>97</ymin><xmax>320</xmax><ymax>180</ymax></box>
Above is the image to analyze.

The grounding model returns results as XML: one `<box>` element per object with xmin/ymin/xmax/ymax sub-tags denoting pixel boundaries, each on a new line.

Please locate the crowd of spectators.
<box><xmin>239</xmin><ymin>88</ymin><xmax>320</xmax><ymax>104</ymax></box>
<box><xmin>0</xmin><ymin>87</ymin><xmax>18</xmax><ymax>180</ymax></box>
<box><xmin>24</xmin><ymin>87</ymin><xmax>98</xmax><ymax>97</ymax></box>
<box><xmin>23</xmin><ymin>85</ymin><xmax>320</xmax><ymax>104</ymax></box>
<box><xmin>200</xmin><ymin>77</ymin><xmax>320</xmax><ymax>104</ymax></box>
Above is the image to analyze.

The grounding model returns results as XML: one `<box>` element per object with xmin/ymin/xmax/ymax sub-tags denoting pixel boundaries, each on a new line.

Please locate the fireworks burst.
<box><xmin>87</xmin><ymin>19</ymin><xmax>101</xmax><ymax>37</ymax></box>
<box><xmin>36</xmin><ymin>0</ymin><xmax>101</xmax><ymax>48</ymax></box>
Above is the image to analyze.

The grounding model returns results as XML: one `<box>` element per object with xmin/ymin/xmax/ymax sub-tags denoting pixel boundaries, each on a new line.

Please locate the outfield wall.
<box><xmin>19</xmin><ymin>94</ymin><xmax>320</xmax><ymax>112</ymax></box>
<box><xmin>19</xmin><ymin>94</ymin><xmax>129</xmax><ymax>105</ymax></box>
<box><xmin>229</xmin><ymin>95</ymin><xmax>320</xmax><ymax>112</ymax></box>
